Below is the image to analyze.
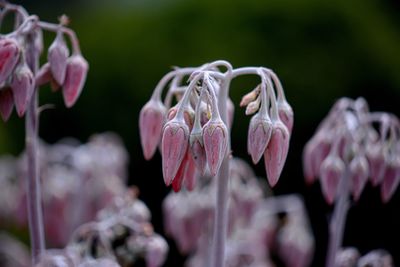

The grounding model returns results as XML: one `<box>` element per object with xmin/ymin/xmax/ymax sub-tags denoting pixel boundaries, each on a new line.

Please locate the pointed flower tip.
<box><xmin>203</xmin><ymin>120</ymin><xmax>228</xmax><ymax>177</ymax></box>
<box><xmin>139</xmin><ymin>100</ymin><xmax>166</xmax><ymax>160</ymax></box>
<box><xmin>320</xmin><ymin>155</ymin><xmax>345</xmax><ymax>205</ymax></box>
<box><xmin>161</xmin><ymin>120</ymin><xmax>189</xmax><ymax>185</ymax></box>
<box><xmin>11</xmin><ymin>63</ymin><xmax>35</xmax><ymax>117</ymax></box>
<box><xmin>48</xmin><ymin>33</ymin><xmax>69</xmax><ymax>85</ymax></box>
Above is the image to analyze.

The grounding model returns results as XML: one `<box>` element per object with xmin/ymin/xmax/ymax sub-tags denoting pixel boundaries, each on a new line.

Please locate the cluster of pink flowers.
<box><xmin>163</xmin><ymin>158</ymin><xmax>314</xmax><ymax>267</ymax></box>
<box><xmin>139</xmin><ymin>61</ymin><xmax>293</xmax><ymax>190</ymax></box>
<box><xmin>33</xmin><ymin>188</ymin><xmax>167</xmax><ymax>267</ymax></box>
<box><xmin>0</xmin><ymin>4</ymin><xmax>88</xmax><ymax>122</ymax></box>
<box><xmin>303</xmin><ymin>97</ymin><xmax>400</xmax><ymax>204</ymax></box>
<box><xmin>0</xmin><ymin>133</ymin><xmax>128</xmax><ymax>246</ymax></box>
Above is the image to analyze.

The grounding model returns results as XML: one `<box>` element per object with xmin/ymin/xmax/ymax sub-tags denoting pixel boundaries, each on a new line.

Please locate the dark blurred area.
<box><xmin>1</xmin><ymin>0</ymin><xmax>400</xmax><ymax>266</ymax></box>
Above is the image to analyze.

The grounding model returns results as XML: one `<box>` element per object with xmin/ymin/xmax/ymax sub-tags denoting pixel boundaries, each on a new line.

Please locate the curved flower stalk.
<box><xmin>0</xmin><ymin>2</ymin><xmax>88</xmax><ymax>264</ymax></box>
<box><xmin>139</xmin><ymin>60</ymin><xmax>293</xmax><ymax>267</ymax></box>
<box><xmin>162</xmin><ymin>158</ymin><xmax>314</xmax><ymax>267</ymax></box>
<box><xmin>302</xmin><ymin>97</ymin><xmax>400</xmax><ymax>267</ymax></box>
<box><xmin>32</xmin><ymin>188</ymin><xmax>168</xmax><ymax>267</ymax></box>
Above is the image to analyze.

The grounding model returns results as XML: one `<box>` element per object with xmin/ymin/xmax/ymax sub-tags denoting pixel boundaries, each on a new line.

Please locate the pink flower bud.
<box><xmin>189</xmin><ymin>135</ymin><xmax>207</xmax><ymax>176</ymax></box>
<box><xmin>202</xmin><ymin>119</ymin><xmax>228</xmax><ymax>176</ymax></box>
<box><xmin>263</xmin><ymin>121</ymin><xmax>290</xmax><ymax>187</ymax></box>
<box><xmin>0</xmin><ymin>88</ymin><xmax>14</xmax><ymax>121</ymax></box>
<box><xmin>302</xmin><ymin>139</ymin><xmax>319</xmax><ymax>185</ymax></box>
<box><xmin>349</xmin><ymin>155</ymin><xmax>369</xmax><ymax>201</ymax></box>
<box><xmin>0</xmin><ymin>38</ymin><xmax>20</xmax><ymax>84</ymax></box>
<box><xmin>381</xmin><ymin>156</ymin><xmax>400</xmax><ymax>203</ymax></box>
<box><xmin>161</xmin><ymin>120</ymin><xmax>189</xmax><ymax>185</ymax></box>
<box><xmin>36</xmin><ymin>63</ymin><xmax>52</xmax><ymax>87</ymax></box>
<box><xmin>172</xmin><ymin>156</ymin><xmax>187</xmax><ymax>192</ymax></box>
<box><xmin>366</xmin><ymin>142</ymin><xmax>386</xmax><ymax>186</ymax></box>
<box><xmin>247</xmin><ymin>113</ymin><xmax>272</xmax><ymax>164</ymax></box>
<box><xmin>183</xmin><ymin>152</ymin><xmax>197</xmax><ymax>191</ymax></box>
<box><xmin>139</xmin><ymin>99</ymin><xmax>166</xmax><ymax>160</ymax></box>
<box><xmin>11</xmin><ymin>62</ymin><xmax>34</xmax><ymax>117</ymax></box>
<box><xmin>278</xmin><ymin>99</ymin><xmax>294</xmax><ymax>134</ymax></box>
<box><xmin>62</xmin><ymin>54</ymin><xmax>88</xmax><ymax>108</ymax></box>
<box><xmin>319</xmin><ymin>154</ymin><xmax>345</xmax><ymax>204</ymax></box>
<box><xmin>48</xmin><ymin>32</ymin><xmax>69</xmax><ymax>85</ymax></box>
<box><xmin>145</xmin><ymin>234</ymin><xmax>168</xmax><ymax>267</ymax></box>
<box><xmin>335</xmin><ymin>247</ymin><xmax>360</xmax><ymax>267</ymax></box>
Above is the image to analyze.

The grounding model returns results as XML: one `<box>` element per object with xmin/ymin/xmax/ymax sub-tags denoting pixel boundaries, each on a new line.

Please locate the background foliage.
<box><xmin>1</xmin><ymin>0</ymin><xmax>400</xmax><ymax>266</ymax></box>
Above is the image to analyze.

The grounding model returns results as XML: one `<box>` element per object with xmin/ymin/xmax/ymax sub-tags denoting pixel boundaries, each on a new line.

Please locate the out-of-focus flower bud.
<box><xmin>78</xmin><ymin>258</ymin><xmax>121</xmax><ymax>267</ymax></box>
<box><xmin>335</xmin><ymin>247</ymin><xmax>360</xmax><ymax>267</ymax></box>
<box><xmin>11</xmin><ymin>62</ymin><xmax>34</xmax><ymax>117</ymax></box>
<box><xmin>161</xmin><ymin>119</ymin><xmax>189</xmax><ymax>185</ymax></box>
<box><xmin>357</xmin><ymin>250</ymin><xmax>393</xmax><ymax>267</ymax></box>
<box><xmin>48</xmin><ymin>32</ymin><xmax>69</xmax><ymax>85</ymax></box>
<box><xmin>264</xmin><ymin>121</ymin><xmax>290</xmax><ymax>187</ymax></box>
<box><xmin>0</xmin><ymin>38</ymin><xmax>20</xmax><ymax>84</ymax></box>
<box><xmin>145</xmin><ymin>234</ymin><xmax>168</xmax><ymax>267</ymax></box>
<box><xmin>172</xmin><ymin>155</ymin><xmax>187</xmax><ymax>192</ymax></box>
<box><xmin>62</xmin><ymin>54</ymin><xmax>88</xmax><ymax>108</ymax></box>
<box><xmin>247</xmin><ymin>113</ymin><xmax>272</xmax><ymax>164</ymax></box>
<box><xmin>319</xmin><ymin>153</ymin><xmax>345</xmax><ymax>204</ymax></box>
<box><xmin>139</xmin><ymin>99</ymin><xmax>166</xmax><ymax>160</ymax></box>
<box><xmin>203</xmin><ymin>118</ymin><xmax>228</xmax><ymax>176</ymax></box>
<box><xmin>36</xmin><ymin>63</ymin><xmax>52</xmax><ymax>87</ymax></box>
<box><xmin>0</xmin><ymin>88</ymin><xmax>14</xmax><ymax>121</ymax></box>
<box><xmin>366</xmin><ymin>142</ymin><xmax>386</xmax><ymax>186</ymax></box>
<box><xmin>277</xmin><ymin>98</ymin><xmax>294</xmax><ymax>134</ymax></box>
<box><xmin>349</xmin><ymin>155</ymin><xmax>369</xmax><ymax>201</ymax></box>
<box><xmin>381</xmin><ymin>155</ymin><xmax>400</xmax><ymax>203</ymax></box>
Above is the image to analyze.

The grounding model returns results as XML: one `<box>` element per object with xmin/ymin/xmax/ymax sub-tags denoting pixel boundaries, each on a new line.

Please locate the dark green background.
<box><xmin>1</xmin><ymin>0</ymin><xmax>400</xmax><ymax>266</ymax></box>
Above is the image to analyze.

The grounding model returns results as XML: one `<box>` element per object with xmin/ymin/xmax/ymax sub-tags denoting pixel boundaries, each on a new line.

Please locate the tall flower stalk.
<box><xmin>139</xmin><ymin>60</ymin><xmax>293</xmax><ymax>267</ymax></box>
<box><xmin>302</xmin><ymin>97</ymin><xmax>400</xmax><ymax>267</ymax></box>
<box><xmin>0</xmin><ymin>2</ymin><xmax>88</xmax><ymax>264</ymax></box>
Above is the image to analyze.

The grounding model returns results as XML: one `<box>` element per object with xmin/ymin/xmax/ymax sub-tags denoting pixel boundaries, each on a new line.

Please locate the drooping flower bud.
<box><xmin>48</xmin><ymin>32</ymin><xmax>69</xmax><ymax>85</ymax></box>
<box><xmin>277</xmin><ymin>98</ymin><xmax>294</xmax><ymax>134</ymax></box>
<box><xmin>319</xmin><ymin>153</ymin><xmax>345</xmax><ymax>204</ymax></box>
<box><xmin>240</xmin><ymin>85</ymin><xmax>260</xmax><ymax>107</ymax></box>
<box><xmin>36</xmin><ymin>63</ymin><xmax>52</xmax><ymax>87</ymax></box>
<box><xmin>247</xmin><ymin>113</ymin><xmax>272</xmax><ymax>164</ymax></box>
<box><xmin>161</xmin><ymin>119</ymin><xmax>189</xmax><ymax>185</ymax></box>
<box><xmin>62</xmin><ymin>54</ymin><xmax>88</xmax><ymax>108</ymax></box>
<box><xmin>381</xmin><ymin>155</ymin><xmax>400</xmax><ymax>203</ymax></box>
<box><xmin>145</xmin><ymin>234</ymin><xmax>168</xmax><ymax>267</ymax></box>
<box><xmin>335</xmin><ymin>247</ymin><xmax>360</xmax><ymax>267</ymax></box>
<box><xmin>0</xmin><ymin>88</ymin><xmax>14</xmax><ymax>121</ymax></box>
<box><xmin>10</xmin><ymin>62</ymin><xmax>34</xmax><ymax>117</ymax></box>
<box><xmin>0</xmin><ymin>38</ymin><xmax>20</xmax><ymax>84</ymax></box>
<box><xmin>349</xmin><ymin>155</ymin><xmax>369</xmax><ymax>201</ymax></box>
<box><xmin>139</xmin><ymin>99</ymin><xmax>166</xmax><ymax>160</ymax></box>
<box><xmin>202</xmin><ymin>118</ymin><xmax>228</xmax><ymax>176</ymax></box>
<box><xmin>171</xmin><ymin>157</ymin><xmax>187</xmax><ymax>192</ymax></box>
<box><xmin>264</xmin><ymin>121</ymin><xmax>290</xmax><ymax>187</ymax></box>
<box><xmin>189</xmin><ymin>131</ymin><xmax>207</xmax><ymax>176</ymax></box>
<box><xmin>183</xmin><ymin>152</ymin><xmax>197</xmax><ymax>191</ymax></box>
<box><xmin>366</xmin><ymin>142</ymin><xmax>386</xmax><ymax>186</ymax></box>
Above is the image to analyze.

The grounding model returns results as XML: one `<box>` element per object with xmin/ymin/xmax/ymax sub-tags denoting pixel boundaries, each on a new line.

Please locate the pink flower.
<box><xmin>381</xmin><ymin>156</ymin><xmax>400</xmax><ymax>203</ymax></box>
<box><xmin>349</xmin><ymin>155</ymin><xmax>369</xmax><ymax>201</ymax></box>
<box><xmin>0</xmin><ymin>88</ymin><xmax>14</xmax><ymax>121</ymax></box>
<box><xmin>139</xmin><ymin>99</ymin><xmax>166</xmax><ymax>160</ymax></box>
<box><xmin>277</xmin><ymin>98</ymin><xmax>294</xmax><ymax>134</ymax></box>
<box><xmin>62</xmin><ymin>54</ymin><xmax>88</xmax><ymax>108</ymax></box>
<box><xmin>264</xmin><ymin>121</ymin><xmax>290</xmax><ymax>187</ymax></box>
<box><xmin>11</xmin><ymin>62</ymin><xmax>35</xmax><ymax>117</ymax></box>
<box><xmin>202</xmin><ymin>118</ymin><xmax>228</xmax><ymax>177</ymax></box>
<box><xmin>0</xmin><ymin>38</ymin><xmax>20</xmax><ymax>84</ymax></box>
<box><xmin>161</xmin><ymin>119</ymin><xmax>189</xmax><ymax>185</ymax></box>
<box><xmin>48</xmin><ymin>32</ymin><xmax>69</xmax><ymax>85</ymax></box>
<box><xmin>319</xmin><ymin>153</ymin><xmax>345</xmax><ymax>204</ymax></box>
<box><xmin>247</xmin><ymin>113</ymin><xmax>272</xmax><ymax>164</ymax></box>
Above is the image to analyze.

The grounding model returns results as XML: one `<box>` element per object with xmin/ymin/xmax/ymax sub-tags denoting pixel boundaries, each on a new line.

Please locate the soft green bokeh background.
<box><xmin>1</xmin><ymin>0</ymin><xmax>400</xmax><ymax>266</ymax></box>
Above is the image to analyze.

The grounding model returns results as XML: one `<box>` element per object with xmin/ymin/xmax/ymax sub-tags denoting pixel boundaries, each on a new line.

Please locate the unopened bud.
<box><xmin>240</xmin><ymin>85</ymin><xmax>260</xmax><ymax>107</ymax></box>
<box><xmin>319</xmin><ymin>154</ymin><xmax>345</xmax><ymax>204</ymax></box>
<box><xmin>139</xmin><ymin>99</ymin><xmax>166</xmax><ymax>160</ymax></box>
<box><xmin>335</xmin><ymin>247</ymin><xmax>360</xmax><ymax>267</ymax></box>
<box><xmin>11</xmin><ymin>62</ymin><xmax>34</xmax><ymax>117</ymax></box>
<box><xmin>145</xmin><ymin>234</ymin><xmax>168</xmax><ymax>267</ymax></box>
<box><xmin>349</xmin><ymin>155</ymin><xmax>369</xmax><ymax>201</ymax></box>
<box><xmin>202</xmin><ymin>118</ymin><xmax>228</xmax><ymax>176</ymax></box>
<box><xmin>0</xmin><ymin>38</ymin><xmax>20</xmax><ymax>84</ymax></box>
<box><xmin>366</xmin><ymin>142</ymin><xmax>386</xmax><ymax>186</ymax></box>
<box><xmin>189</xmin><ymin>130</ymin><xmax>206</xmax><ymax>176</ymax></box>
<box><xmin>247</xmin><ymin>113</ymin><xmax>272</xmax><ymax>164</ymax></box>
<box><xmin>381</xmin><ymin>155</ymin><xmax>400</xmax><ymax>203</ymax></box>
<box><xmin>48</xmin><ymin>32</ymin><xmax>69</xmax><ymax>85</ymax></box>
<box><xmin>161</xmin><ymin>120</ymin><xmax>189</xmax><ymax>185</ymax></box>
<box><xmin>0</xmin><ymin>88</ymin><xmax>14</xmax><ymax>121</ymax></box>
<box><xmin>62</xmin><ymin>54</ymin><xmax>88</xmax><ymax>108</ymax></box>
<box><xmin>277</xmin><ymin>98</ymin><xmax>294</xmax><ymax>134</ymax></box>
<box><xmin>264</xmin><ymin>121</ymin><xmax>290</xmax><ymax>187</ymax></box>
<box><xmin>245</xmin><ymin>97</ymin><xmax>261</xmax><ymax>115</ymax></box>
